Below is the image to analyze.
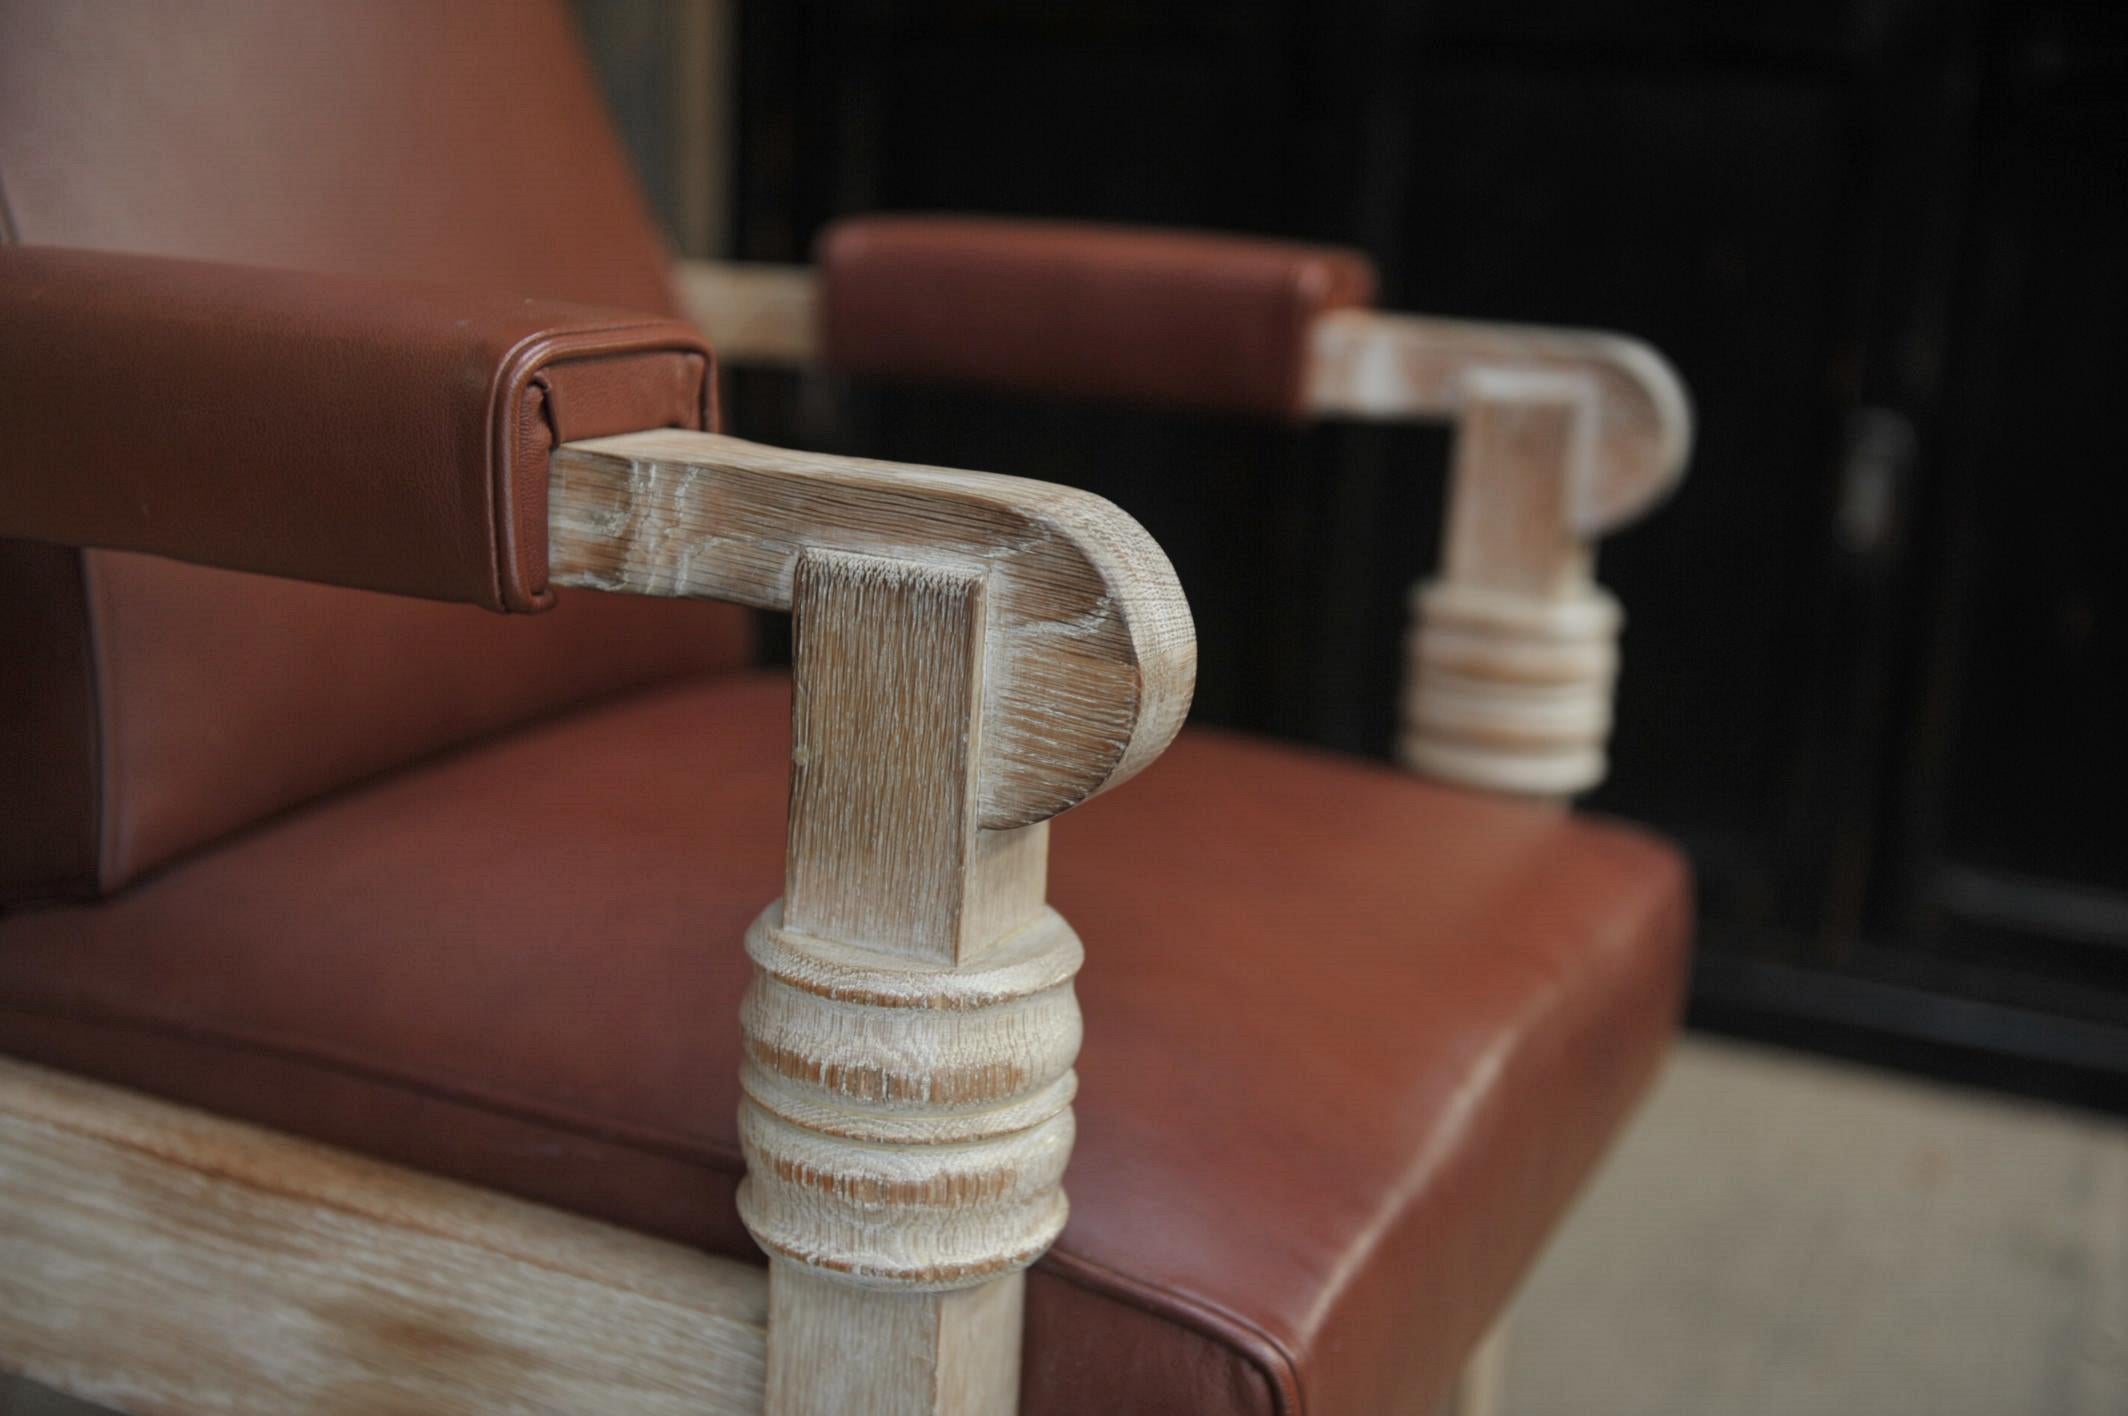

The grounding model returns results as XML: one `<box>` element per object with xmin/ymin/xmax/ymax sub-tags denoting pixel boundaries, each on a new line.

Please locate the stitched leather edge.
<box><xmin>488</xmin><ymin>321</ymin><xmax>717</xmax><ymax>613</ymax></box>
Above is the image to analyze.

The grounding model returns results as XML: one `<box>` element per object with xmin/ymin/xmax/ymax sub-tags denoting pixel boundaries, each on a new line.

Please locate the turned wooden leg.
<box><xmin>1400</xmin><ymin>372</ymin><xmax>1623</xmax><ymax>799</ymax></box>
<box><xmin>737</xmin><ymin>549</ymin><xmax>1079</xmax><ymax>1415</ymax></box>
<box><xmin>549</xmin><ymin>430</ymin><xmax>1190</xmax><ymax>1412</ymax></box>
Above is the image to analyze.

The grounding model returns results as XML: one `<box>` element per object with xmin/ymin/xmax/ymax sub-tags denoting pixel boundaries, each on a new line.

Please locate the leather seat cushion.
<box><xmin>0</xmin><ymin>671</ymin><xmax>1690</xmax><ymax>1416</ymax></box>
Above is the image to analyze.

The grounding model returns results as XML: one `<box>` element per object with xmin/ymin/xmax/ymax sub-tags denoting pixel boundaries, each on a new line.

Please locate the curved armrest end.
<box><xmin>1306</xmin><ymin>308</ymin><xmax>1694</xmax><ymax>535</ymax></box>
<box><xmin>1574</xmin><ymin>327</ymin><xmax>1694</xmax><ymax>534</ymax></box>
<box><xmin>549</xmin><ymin>431</ymin><xmax>1196</xmax><ymax>829</ymax></box>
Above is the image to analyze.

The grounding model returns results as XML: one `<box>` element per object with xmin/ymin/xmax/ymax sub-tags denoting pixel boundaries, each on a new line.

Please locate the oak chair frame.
<box><xmin>0</xmin><ymin>257</ymin><xmax>1689</xmax><ymax>1416</ymax></box>
<box><xmin>682</xmin><ymin>259</ymin><xmax>1692</xmax><ymax>797</ymax></box>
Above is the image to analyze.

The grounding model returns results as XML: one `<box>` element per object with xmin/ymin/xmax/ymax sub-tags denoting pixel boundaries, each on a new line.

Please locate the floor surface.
<box><xmin>6</xmin><ymin>1035</ymin><xmax>2125</xmax><ymax>1414</ymax></box>
<box><xmin>1508</xmin><ymin>1035</ymin><xmax>2128</xmax><ymax>1416</ymax></box>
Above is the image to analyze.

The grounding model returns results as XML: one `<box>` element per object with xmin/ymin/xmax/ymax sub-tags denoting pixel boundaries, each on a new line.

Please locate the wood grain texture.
<box><xmin>1306</xmin><ymin>308</ymin><xmax>1691</xmax><ymax>534</ymax></box>
<box><xmin>550</xmin><ymin>428</ymin><xmax>1193</xmax><ymax>1406</ymax></box>
<box><xmin>778</xmin><ymin>549</ymin><xmax>1052</xmax><ymax>968</ymax></box>
<box><xmin>1307</xmin><ymin>318</ymin><xmax>1686</xmax><ymax>797</ymax></box>
<box><xmin>738</xmin><ymin>546</ymin><xmax>1074</xmax><ymax>1411</ymax></box>
<box><xmin>720</xmin><ymin>514</ymin><xmax>1117</xmax><ymax>1409</ymax></box>
<box><xmin>1401</xmin><ymin>581</ymin><xmax>1620</xmax><ymax>797</ymax></box>
<box><xmin>550</xmin><ymin>430</ymin><xmax>1195</xmax><ymax>830</ymax></box>
<box><xmin>668</xmin><ymin>261</ymin><xmax>1690</xmax><ymax>799</ymax></box>
<box><xmin>742</xmin><ymin>549</ymin><xmax>1076</xmax><ymax>1286</ymax></box>
<box><xmin>666</xmin><ymin>262</ymin><xmax>1691</xmax><ymax>530</ymax></box>
<box><xmin>736</xmin><ymin>902</ymin><xmax>1080</xmax><ymax>1289</ymax></box>
<box><xmin>1401</xmin><ymin>376</ymin><xmax>1626</xmax><ymax>797</ymax></box>
<box><xmin>783</xmin><ymin>550</ymin><xmax>998</xmax><ymax>963</ymax></box>
<box><xmin>765</xmin><ymin>1262</ymin><xmax>1022</xmax><ymax>1416</ymax></box>
<box><xmin>3</xmin><ymin>433</ymin><xmax>1188</xmax><ymax>1416</ymax></box>
<box><xmin>1439</xmin><ymin>374</ymin><xmax>1597</xmax><ymax>597</ymax></box>
<box><xmin>0</xmin><ymin>1056</ymin><xmax>767</xmax><ymax>1415</ymax></box>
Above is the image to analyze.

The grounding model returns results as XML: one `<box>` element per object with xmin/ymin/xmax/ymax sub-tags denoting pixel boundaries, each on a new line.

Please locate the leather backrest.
<box><xmin>0</xmin><ymin>0</ymin><xmax>750</xmax><ymax>902</ymax></box>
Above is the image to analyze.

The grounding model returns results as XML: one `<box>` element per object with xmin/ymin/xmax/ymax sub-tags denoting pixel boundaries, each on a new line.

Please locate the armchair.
<box><xmin>0</xmin><ymin>4</ymin><xmax>1692</xmax><ymax>1414</ymax></box>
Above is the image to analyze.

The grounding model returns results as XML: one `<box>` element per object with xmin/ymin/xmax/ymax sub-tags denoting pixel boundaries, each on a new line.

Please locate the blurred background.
<box><xmin>578</xmin><ymin>0</ymin><xmax>2128</xmax><ymax>1116</ymax></box>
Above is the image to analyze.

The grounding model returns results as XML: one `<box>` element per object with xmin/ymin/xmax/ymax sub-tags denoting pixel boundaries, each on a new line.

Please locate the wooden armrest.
<box><xmin>549</xmin><ymin>429</ymin><xmax>1194</xmax><ymax>827</ymax></box>
<box><xmin>674</xmin><ymin>253</ymin><xmax>1692</xmax><ymax>798</ymax></box>
<box><xmin>550</xmin><ymin>429</ymin><xmax>1195</xmax><ymax>1412</ymax></box>
<box><xmin>668</xmin><ymin>260</ymin><xmax>1686</xmax><ymax>527</ymax></box>
<box><xmin>1306</xmin><ymin>312</ymin><xmax>1693</xmax><ymax>797</ymax></box>
<box><xmin>1304</xmin><ymin>309</ymin><xmax>1691</xmax><ymax>536</ymax></box>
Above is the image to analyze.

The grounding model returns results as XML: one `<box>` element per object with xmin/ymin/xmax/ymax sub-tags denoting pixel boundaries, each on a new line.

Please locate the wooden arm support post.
<box><xmin>550</xmin><ymin>431</ymin><xmax>1195</xmax><ymax>1414</ymax></box>
<box><xmin>1307</xmin><ymin>311</ymin><xmax>1691</xmax><ymax>797</ymax></box>
<box><xmin>674</xmin><ymin>259</ymin><xmax>1690</xmax><ymax>801</ymax></box>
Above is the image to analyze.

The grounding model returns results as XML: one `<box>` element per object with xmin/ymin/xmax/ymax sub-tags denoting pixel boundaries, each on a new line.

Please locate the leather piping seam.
<box><xmin>525</xmin><ymin>349</ymin><xmax>714</xmax><ymax>478</ymax></box>
<box><xmin>485</xmin><ymin>320</ymin><xmax>716</xmax><ymax>613</ymax></box>
<box><xmin>1036</xmin><ymin>1245</ymin><xmax>1304</xmax><ymax>1416</ymax></box>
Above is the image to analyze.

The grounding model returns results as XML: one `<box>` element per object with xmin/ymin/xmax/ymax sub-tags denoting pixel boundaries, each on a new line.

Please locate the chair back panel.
<box><xmin>0</xmin><ymin>0</ymin><xmax>749</xmax><ymax>900</ymax></box>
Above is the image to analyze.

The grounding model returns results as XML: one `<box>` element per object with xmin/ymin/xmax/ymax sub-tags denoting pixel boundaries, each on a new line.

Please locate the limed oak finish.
<box><xmin>0</xmin><ymin>1056</ymin><xmax>769</xmax><ymax>1414</ymax></box>
<box><xmin>675</xmin><ymin>258</ymin><xmax>1690</xmax><ymax>799</ymax></box>
<box><xmin>556</xmin><ymin>430</ymin><xmax>1193</xmax><ymax>1414</ymax></box>
<box><xmin>0</xmin><ymin>250</ymin><xmax>1685</xmax><ymax>1416</ymax></box>
<box><xmin>0</xmin><ymin>429</ymin><xmax>1192</xmax><ymax>1416</ymax></box>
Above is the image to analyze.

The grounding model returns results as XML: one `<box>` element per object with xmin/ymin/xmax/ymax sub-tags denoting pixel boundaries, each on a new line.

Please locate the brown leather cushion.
<box><xmin>819</xmin><ymin>216</ymin><xmax>1378</xmax><ymax>419</ymax></box>
<box><xmin>0</xmin><ymin>673</ymin><xmax>1690</xmax><ymax>1416</ymax></box>
<box><xmin>0</xmin><ymin>248</ymin><xmax>716</xmax><ymax>615</ymax></box>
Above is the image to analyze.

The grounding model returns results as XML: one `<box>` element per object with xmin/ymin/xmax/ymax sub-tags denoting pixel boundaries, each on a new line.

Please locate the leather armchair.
<box><xmin>0</xmin><ymin>4</ymin><xmax>1693</xmax><ymax>1414</ymax></box>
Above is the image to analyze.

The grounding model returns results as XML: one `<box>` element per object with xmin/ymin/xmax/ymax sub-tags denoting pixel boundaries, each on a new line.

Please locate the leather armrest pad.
<box><xmin>0</xmin><ymin>247</ymin><xmax>715</xmax><ymax>611</ymax></box>
<box><xmin>817</xmin><ymin>216</ymin><xmax>1376</xmax><ymax>419</ymax></box>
